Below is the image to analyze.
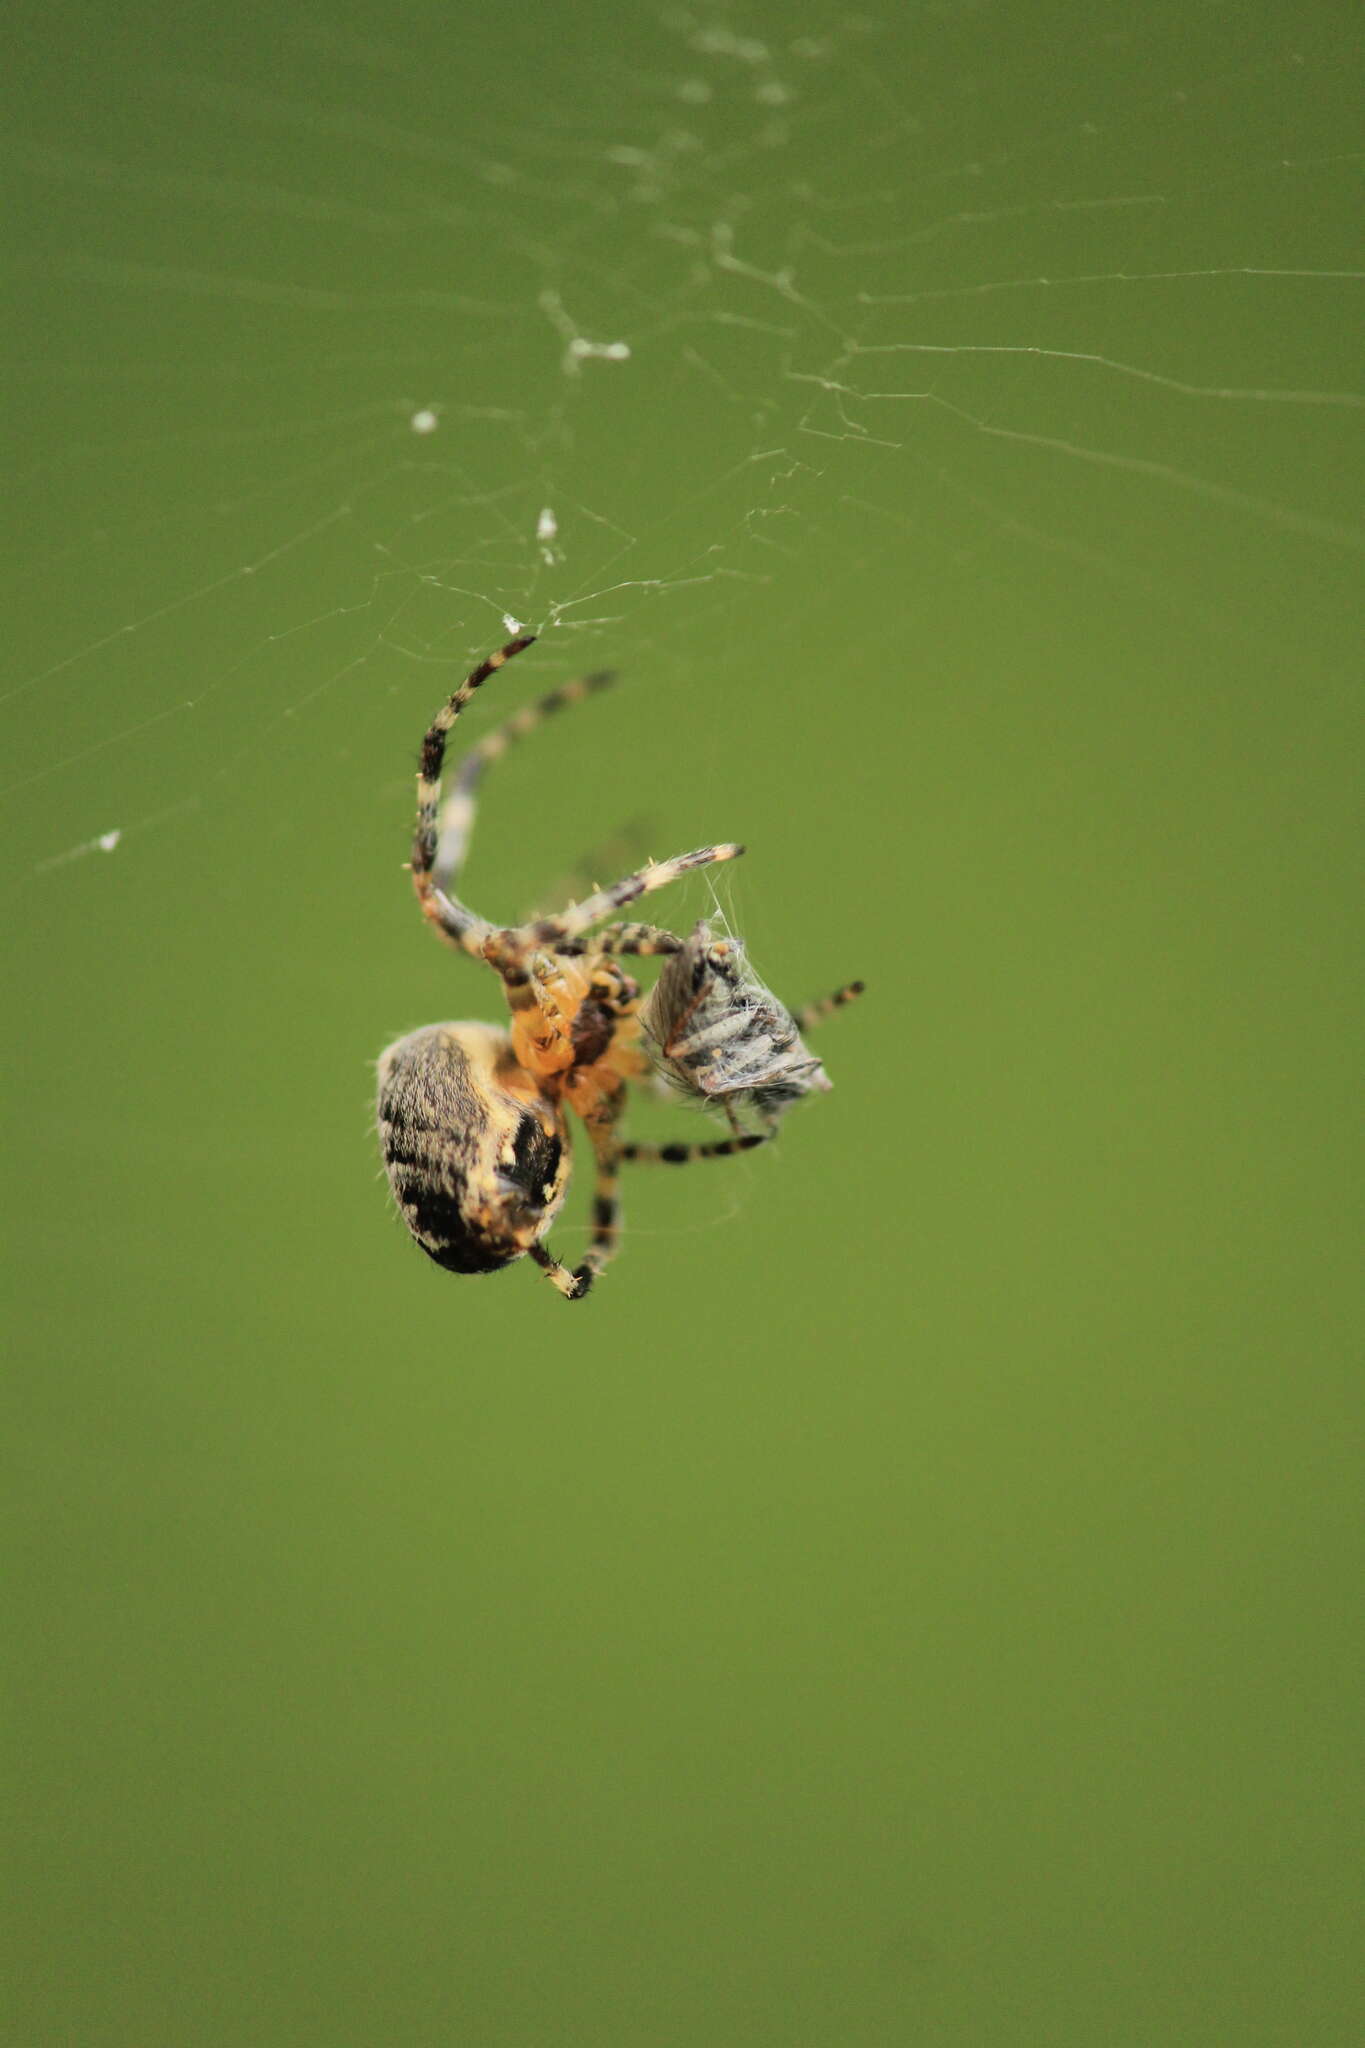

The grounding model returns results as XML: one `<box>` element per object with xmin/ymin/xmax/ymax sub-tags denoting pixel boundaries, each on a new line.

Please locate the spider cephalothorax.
<box><xmin>376</xmin><ymin>635</ymin><xmax>862</xmax><ymax>1300</ymax></box>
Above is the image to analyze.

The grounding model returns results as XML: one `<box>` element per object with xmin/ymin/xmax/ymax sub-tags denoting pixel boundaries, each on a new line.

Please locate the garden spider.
<box><xmin>376</xmin><ymin>634</ymin><xmax>862</xmax><ymax>1301</ymax></box>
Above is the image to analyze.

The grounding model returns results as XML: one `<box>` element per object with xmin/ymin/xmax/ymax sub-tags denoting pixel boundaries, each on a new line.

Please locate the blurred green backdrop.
<box><xmin>5</xmin><ymin>1</ymin><xmax>1361</xmax><ymax>2043</ymax></box>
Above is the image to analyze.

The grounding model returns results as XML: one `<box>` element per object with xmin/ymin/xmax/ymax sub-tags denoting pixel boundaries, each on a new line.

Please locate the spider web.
<box><xmin>6</xmin><ymin>0</ymin><xmax>1360</xmax><ymax>890</ymax></box>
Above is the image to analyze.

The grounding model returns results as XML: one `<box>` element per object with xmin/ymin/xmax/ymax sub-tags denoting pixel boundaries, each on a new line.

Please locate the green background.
<box><xmin>6</xmin><ymin>2</ymin><xmax>1361</xmax><ymax>2042</ymax></box>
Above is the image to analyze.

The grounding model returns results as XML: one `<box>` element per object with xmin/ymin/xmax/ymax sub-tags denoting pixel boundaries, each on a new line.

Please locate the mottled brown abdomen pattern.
<box><xmin>377</xmin><ymin>1024</ymin><xmax>517</xmax><ymax>1274</ymax></box>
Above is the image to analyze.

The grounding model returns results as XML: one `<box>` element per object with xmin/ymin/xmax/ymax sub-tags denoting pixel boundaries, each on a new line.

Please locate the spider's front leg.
<box><xmin>557</xmin><ymin>921</ymin><xmax>686</xmax><ymax>961</ymax></box>
<box><xmin>508</xmin><ymin>843</ymin><xmax>745</xmax><ymax>954</ymax></box>
<box><xmin>621</xmin><ymin>1133</ymin><xmax>769</xmax><ymax>1165</ymax></box>
<box><xmin>792</xmin><ymin>980</ymin><xmax>867</xmax><ymax>1031</ymax></box>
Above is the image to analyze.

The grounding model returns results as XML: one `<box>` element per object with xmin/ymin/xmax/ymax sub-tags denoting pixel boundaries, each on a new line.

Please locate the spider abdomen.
<box><xmin>377</xmin><ymin>1022</ymin><xmax>570</xmax><ymax>1275</ymax></box>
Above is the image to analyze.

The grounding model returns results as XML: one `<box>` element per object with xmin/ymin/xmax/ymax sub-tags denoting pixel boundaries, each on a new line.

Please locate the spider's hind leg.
<box><xmin>529</xmin><ymin>1241</ymin><xmax>590</xmax><ymax>1301</ymax></box>
<box><xmin>573</xmin><ymin>1129</ymin><xmax>624</xmax><ymax>1297</ymax></box>
<box><xmin>529</xmin><ymin>1122</ymin><xmax>626</xmax><ymax>1302</ymax></box>
<box><xmin>411</xmin><ymin>632</ymin><xmax>537</xmax><ymax>956</ymax></box>
<box><xmin>432</xmin><ymin>668</ymin><xmax>618</xmax><ymax>895</ymax></box>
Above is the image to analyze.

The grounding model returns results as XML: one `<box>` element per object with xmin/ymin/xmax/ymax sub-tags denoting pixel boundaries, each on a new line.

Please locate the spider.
<box><xmin>376</xmin><ymin>634</ymin><xmax>863</xmax><ymax>1300</ymax></box>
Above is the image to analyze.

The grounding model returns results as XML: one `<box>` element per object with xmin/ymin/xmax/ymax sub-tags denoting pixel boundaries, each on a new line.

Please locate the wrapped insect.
<box><xmin>641</xmin><ymin>919</ymin><xmax>861</xmax><ymax>1135</ymax></box>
